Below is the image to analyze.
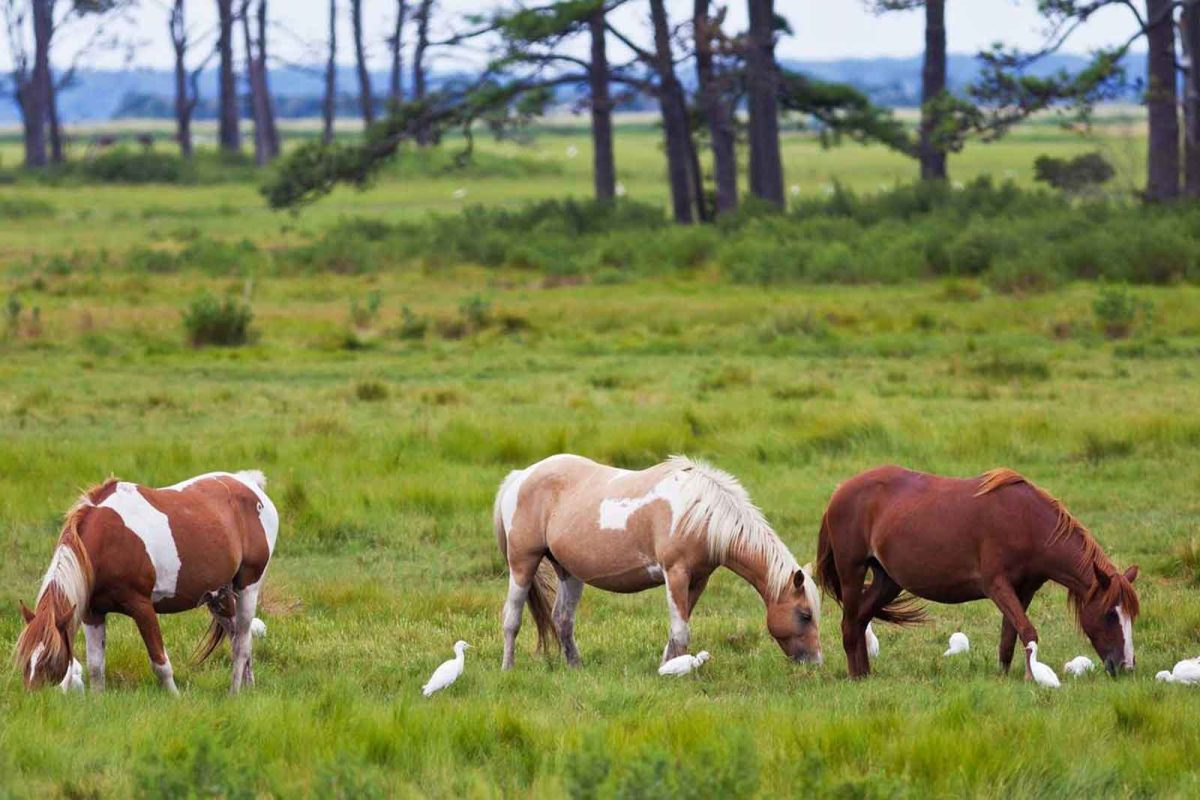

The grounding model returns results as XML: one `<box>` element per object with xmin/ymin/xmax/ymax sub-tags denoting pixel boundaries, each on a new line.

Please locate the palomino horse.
<box><xmin>816</xmin><ymin>466</ymin><xmax>1139</xmax><ymax>679</ymax></box>
<box><xmin>494</xmin><ymin>454</ymin><xmax>821</xmax><ymax>668</ymax></box>
<box><xmin>14</xmin><ymin>471</ymin><xmax>278</xmax><ymax>694</ymax></box>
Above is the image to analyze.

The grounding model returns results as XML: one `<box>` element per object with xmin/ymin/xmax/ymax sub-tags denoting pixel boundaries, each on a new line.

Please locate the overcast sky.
<box><xmin>1</xmin><ymin>0</ymin><xmax>1145</xmax><ymax>73</ymax></box>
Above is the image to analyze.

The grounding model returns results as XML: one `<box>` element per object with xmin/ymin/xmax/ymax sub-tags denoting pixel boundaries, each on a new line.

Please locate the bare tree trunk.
<box><xmin>695</xmin><ymin>0</ymin><xmax>737</xmax><ymax>214</ymax></box>
<box><xmin>389</xmin><ymin>0</ymin><xmax>408</xmax><ymax>105</ymax></box>
<box><xmin>350</xmin><ymin>0</ymin><xmax>374</xmax><ymax>127</ymax></box>
<box><xmin>323</xmin><ymin>0</ymin><xmax>337</xmax><ymax>143</ymax></box>
<box><xmin>1146</xmin><ymin>0</ymin><xmax>1179</xmax><ymax>201</ymax></box>
<box><xmin>650</xmin><ymin>0</ymin><xmax>696</xmax><ymax>223</ymax></box>
<box><xmin>256</xmin><ymin>0</ymin><xmax>280</xmax><ymax>158</ymax></box>
<box><xmin>240</xmin><ymin>1</ymin><xmax>268</xmax><ymax>165</ymax></box>
<box><xmin>48</xmin><ymin>75</ymin><xmax>64</xmax><ymax>163</ymax></box>
<box><xmin>588</xmin><ymin>9</ymin><xmax>615</xmax><ymax>201</ymax></box>
<box><xmin>746</xmin><ymin>0</ymin><xmax>784</xmax><ymax>206</ymax></box>
<box><xmin>413</xmin><ymin>0</ymin><xmax>433</xmax><ymax>144</ymax></box>
<box><xmin>1184</xmin><ymin>0</ymin><xmax>1200</xmax><ymax>198</ymax></box>
<box><xmin>919</xmin><ymin>0</ymin><xmax>947</xmax><ymax>181</ymax></box>
<box><xmin>217</xmin><ymin>0</ymin><xmax>241</xmax><ymax>154</ymax></box>
<box><xmin>171</xmin><ymin>0</ymin><xmax>194</xmax><ymax>158</ymax></box>
<box><xmin>25</xmin><ymin>0</ymin><xmax>53</xmax><ymax>168</ymax></box>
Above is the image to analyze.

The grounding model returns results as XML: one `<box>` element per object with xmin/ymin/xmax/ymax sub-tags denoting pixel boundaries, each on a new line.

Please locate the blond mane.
<box><xmin>669</xmin><ymin>456</ymin><xmax>818</xmax><ymax>611</ymax></box>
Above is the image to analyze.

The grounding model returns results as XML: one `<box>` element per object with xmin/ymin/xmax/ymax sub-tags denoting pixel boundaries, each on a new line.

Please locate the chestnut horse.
<box><xmin>494</xmin><ymin>454</ymin><xmax>821</xmax><ymax>669</ymax></box>
<box><xmin>816</xmin><ymin>466</ymin><xmax>1139</xmax><ymax>678</ymax></box>
<box><xmin>14</xmin><ymin>470</ymin><xmax>278</xmax><ymax>694</ymax></box>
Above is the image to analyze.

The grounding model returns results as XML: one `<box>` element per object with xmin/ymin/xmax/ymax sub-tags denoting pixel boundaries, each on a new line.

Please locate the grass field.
<box><xmin>2</xmin><ymin>122</ymin><xmax>1200</xmax><ymax>798</ymax></box>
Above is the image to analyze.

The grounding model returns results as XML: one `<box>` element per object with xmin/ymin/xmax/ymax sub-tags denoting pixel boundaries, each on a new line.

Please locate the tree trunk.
<box><xmin>217</xmin><ymin>0</ymin><xmax>241</xmax><ymax>154</ymax></box>
<box><xmin>650</xmin><ymin>0</ymin><xmax>695</xmax><ymax>223</ymax></box>
<box><xmin>1145</xmin><ymin>0</ymin><xmax>1179</xmax><ymax>201</ymax></box>
<box><xmin>413</xmin><ymin>0</ymin><xmax>433</xmax><ymax>144</ymax></box>
<box><xmin>390</xmin><ymin>0</ymin><xmax>408</xmax><ymax>105</ymax></box>
<box><xmin>323</xmin><ymin>0</ymin><xmax>337</xmax><ymax>143</ymax></box>
<box><xmin>171</xmin><ymin>0</ymin><xmax>194</xmax><ymax>158</ymax></box>
<box><xmin>919</xmin><ymin>0</ymin><xmax>947</xmax><ymax>181</ymax></box>
<box><xmin>25</xmin><ymin>0</ymin><xmax>52</xmax><ymax>168</ymax></box>
<box><xmin>240</xmin><ymin>1</ymin><xmax>268</xmax><ymax>165</ymax></box>
<box><xmin>48</xmin><ymin>75</ymin><xmax>64</xmax><ymax>163</ymax></box>
<box><xmin>694</xmin><ymin>0</ymin><xmax>737</xmax><ymax>214</ymax></box>
<box><xmin>256</xmin><ymin>0</ymin><xmax>280</xmax><ymax>158</ymax></box>
<box><xmin>746</xmin><ymin>0</ymin><xmax>784</xmax><ymax>206</ymax></box>
<box><xmin>588</xmin><ymin>10</ymin><xmax>615</xmax><ymax>201</ymax></box>
<box><xmin>351</xmin><ymin>0</ymin><xmax>374</xmax><ymax>127</ymax></box>
<box><xmin>1183</xmin><ymin>0</ymin><xmax>1200</xmax><ymax>198</ymax></box>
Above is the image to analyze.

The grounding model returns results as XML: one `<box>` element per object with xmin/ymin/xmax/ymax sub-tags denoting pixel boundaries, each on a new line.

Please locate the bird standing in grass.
<box><xmin>423</xmin><ymin>641</ymin><xmax>470</xmax><ymax>697</ymax></box>
<box><xmin>943</xmin><ymin>631</ymin><xmax>969</xmax><ymax>657</ymax></box>
<box><xmin>658</xmin><ymin>650</ymin><xmax>710</xmax><ymax>677</ymax></box>
<box><xmin>1063</xmin><ymin>656</ymin><xmax>1094</xmax><ymax>677</ymax></box>
<box><xmin>1155</xmin><ymin>657</ymin><xmax>1200</xmax><ymax>684</ymax></box>
<box><xmin>1026</xmin><ymin>642</ymin><xmax>1060</xmax><ymax>688</ymax></box>
<box><xmin>865</xmin><ymin>623</ymin><xmax>880</xmax><ymax>660</ymax></box>
<box><xmin>250</xmin><ymin>617</ymin><xmax>267</xmax><ymax>639</ymax></box>
<box><xmin>59</xmin><ymin>659</ymin><xmax>83</xmax><ymax>694</ymax></box>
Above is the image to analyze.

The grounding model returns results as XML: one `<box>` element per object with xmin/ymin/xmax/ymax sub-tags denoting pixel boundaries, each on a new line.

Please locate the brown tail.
<box><xmin>816</xmin><ymin>510</ymin><xmax>926</xmax><ymax>626</ymax></box>
<box><xmin>494</xmin><ymin>471</ymin><xmax>559</xmax><ymax>653</ymax></box>
<box><xmin>192</xmin><ymin>616</ymin><xmax>229</xmax><ymax>665</ymax></box>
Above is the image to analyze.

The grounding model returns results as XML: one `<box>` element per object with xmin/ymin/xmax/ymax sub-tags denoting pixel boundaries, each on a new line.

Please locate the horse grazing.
<box><xmin>494</xmin><ymin>454</ymin><xmax>821</xmax><ymax>669</ymax></box>
<box><xmin>14</xmin><ymin>471</ymin><xmax>278</xmax><ymax>694</ymax></box>
<box><xmin>816</xmin><ymin>466</ymin><xmax>1139</xmax><ymax>679</ymax></box>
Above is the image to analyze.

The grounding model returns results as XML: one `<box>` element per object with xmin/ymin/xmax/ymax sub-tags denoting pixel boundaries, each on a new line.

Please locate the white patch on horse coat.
<box><xmin>1117</xmin><ymin>605</ymin><xmax>1134</xmax><ymax>666</ymax></box>
<box><xmin>599</xmin><ymin>471</ymin><xmax>689</xmax><ymax>532</ymax></box>
<box><xmin>164</xmin><ymin>470</ymin><xmax>278</xmax><ymax>553</ymax></box>
<box><xmin>498</xmin><ymin>454</ymin><xmax>575</xmax><ymax>536</ymax></box>
<box><xmin>99</xmin><ymin>483</ymin><xmax>181</xmax><ymax>603</ymax></box>
<box><xmin>646</xmin><ymin>564</ymin><xmax>664</xmax><ymax>583</ymax></box>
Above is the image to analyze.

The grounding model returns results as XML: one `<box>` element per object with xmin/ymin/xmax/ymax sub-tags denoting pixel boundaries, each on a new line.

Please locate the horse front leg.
<box><xmin>987</xmin><ymin>578</ymin><xmax>1038</xmax><ymax>680</ymax></box>
<box><xmin>662</xmin><ymin>568</ymin><xmax>692</xmax><ymax>664</ymax></box>
<box><xmin>130</xmin><ymin>600</ymin><xmax>178</xmax><ymax>695</ymax></box>
<box><xmin>83</xmin><ymin>614</ymin><xmax>106</xmax><ymax>693</ymax></box>
<box><xmin>997</xmin><ymin>583</ymin><xmax>1040</xmax><ymax>673</ymax></box>
<box><xmin>838</xmin><ymin>563</ymin><xmax>870</xmax><ymax>678</ymax></box>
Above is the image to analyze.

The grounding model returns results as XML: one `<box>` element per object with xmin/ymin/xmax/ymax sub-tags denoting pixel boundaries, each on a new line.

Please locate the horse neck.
<box><xmin>1041</xmin><ymin>531</ymin><xmax>1099</xmax><ymax>597</ymax></box>
<box><xmin>720</xmin><ymin>546</ymin><xmax>776</xmax><ymax>605</ymax></box>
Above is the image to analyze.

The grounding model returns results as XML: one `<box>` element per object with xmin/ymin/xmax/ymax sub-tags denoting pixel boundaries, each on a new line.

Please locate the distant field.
<box><xmin>2</xmin><ymin>117</ymin><xmax>1198</xmax><ymax>798</ymax></box>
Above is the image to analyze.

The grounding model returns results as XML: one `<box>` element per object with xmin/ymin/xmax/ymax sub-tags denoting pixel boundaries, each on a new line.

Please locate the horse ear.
<box><xmin>1124</xmin><ymin>565</ymin><xmax>1139</xmax><ymax>583</ymax></box>
<box><xmin>56</xmin><ymin>605</ymin><xmax>75</xmax><ymax>635</ymax></box>
<box><xmin>793</xmin><ymin>570</ymin><xmax>806</xmax><ymax>589</ymax></box>
<box><xmin>1093</xmin><ymin>562</ymin><xmax>1112</xmax><ymax>589</ymax></box>
<box><xmin>19</xmin><ymin>600</ymin><xmax>34</xmax><ymax>624</ymax></box>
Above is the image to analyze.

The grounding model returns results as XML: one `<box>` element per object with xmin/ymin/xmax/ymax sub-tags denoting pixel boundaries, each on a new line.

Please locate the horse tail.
<box><xmin>192</xmin><ymin>616</ymin><xmax>228</xmax><ymax>665</ymax></box>
<box><xmin>874</xmin><ymin>594</ymin><xmax>928</xmax><ymax>626</ymax></box>
<box><xmin>494</xmin><ymin>469</ymin><xmax>559</xmax><ymax>653</ymax></box>
<box><xmin>815</xmin><ymin>510</ymin><xmax>842</xmax><ymax>604</ymax></box>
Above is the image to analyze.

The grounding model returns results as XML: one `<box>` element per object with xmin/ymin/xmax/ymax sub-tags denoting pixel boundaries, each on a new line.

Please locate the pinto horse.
<box><xmin>14</xmin><ymin>471</ymin><xmax>278</xmax><ymax>694</ymax></box>
<box><xmin>816</xmin><ymin>466</ymin><xmax>1139</xmax><ymax>679</ymax></box>
<box><xmin>494</xmin><ymin>454</ymin><xmax>821</xmax><ymax>668</ymax></box>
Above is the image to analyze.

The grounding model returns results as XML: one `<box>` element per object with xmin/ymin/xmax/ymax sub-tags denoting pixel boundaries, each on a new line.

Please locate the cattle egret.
<box><xmin>250</xmin><ymin>617</ymin><xmax>267</xmax><ymax>639</ymax></box>
<box><xmin>565</xmin><ymin>145</ymin><xmax>579</xmax><ymax>158</ymax></box>
<box><xmin>422</xmin><ymin>640</ymin><xmax>470</xmax><ymax>697</ymax></box>
<box><xmin>1155</xmin><ymin>657</ymin><xmax>1200</xmax><ymax>684</ymax></box>
<box><xmin>943</xmin><ymin>631</ymin><xmax>969</xmax><ymax>657</ymax></box>
<box><xmin>1063</xmin><ymin>656</ymin><xmax>1094</xmax><ymax>677</ymax></box>
<box><xmin>659</xmin><ymin>650</ymin><xmax>710</xmax><ymax>677</ymax></box>
<box><xmin>59</xmin><ymin>659</ymin><xmax>83</xmax><ymax>694</ymax></box>
<box><xmin>615</xmin><ymin>182</ymin><xmax>627</xmax><ymax>197</ymax></box>
<box><xmin>452</xmin><ymin>188</ymin><xmax>468</xmax><ymax>200</ymax></box>
<box><xmin>1026</xmin><ymin>642</ymin><xmax>1061</xmax><ymax>688</ymax></box>
<box><xmin>865</xmin><ymin>623</ymin><xmax>880</xmax><ymax>660</ymax></box>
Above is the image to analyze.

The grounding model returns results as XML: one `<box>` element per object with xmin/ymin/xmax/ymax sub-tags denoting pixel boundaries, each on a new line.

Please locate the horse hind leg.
<box><xmin>551</xmin><ymin>573</ymin><xmax>585</xmax><ymax>668</ymax></box>
<box><xmin>230</xmin><ymin>582</ymin><xmax>262</xmax><ymax>693</ymax></box>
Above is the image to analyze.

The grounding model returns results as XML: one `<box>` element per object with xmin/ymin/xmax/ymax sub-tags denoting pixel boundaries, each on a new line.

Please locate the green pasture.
<box><xmin>1</xmin><ymin>120</ymin><xmax>1199</xmax><ymax>798</ymax></box>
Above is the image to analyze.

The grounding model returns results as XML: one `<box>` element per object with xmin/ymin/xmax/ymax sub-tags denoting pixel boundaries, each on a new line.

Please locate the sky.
<box><xmin>0</xmin><ymin>0</ymin><xmax>1146</xmax><ymax>73</ymax></box>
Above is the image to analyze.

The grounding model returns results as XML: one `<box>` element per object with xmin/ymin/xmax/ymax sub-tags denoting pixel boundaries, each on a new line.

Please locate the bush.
<box><xmin>1093</xmin><ymin>285</ymin><xmax>1152</xmax><ymax>339</ymax></box>
<box><xmin>182</xmin><ymin>292</ymin><xmax>253</xmax><ymax>347</ymax></box>
<box><xmin>82</xmin><ymin>148</ymin><xmax>194</xmax><ymax>184</ymax></box>
<box><xmin>1034</xmin><ymin>152</ymin><xmax>1115</xmax><ymax>194</ymax></box>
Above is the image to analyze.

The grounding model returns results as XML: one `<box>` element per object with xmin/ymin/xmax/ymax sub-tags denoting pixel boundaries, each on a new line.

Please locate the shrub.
<box><xmin>1034</xmin><ymin>152</ymin><xmax>1115</xmax><ymax>194</ymax></box>
<box><xmin>1093</xmin><ymin>285</ymin><xmax>1152</xmax><ymax>339</ymax></box>
<box><xmin>354</xmin><ymin>380</ymin><xmax>388</xmax><ymax>401</ymax></box>
<box><xmin>82</xmin><ymin>148</ymin><xmax>194</xmax><ymax>184</ymax></box>
<box><xmin>350</xmin><ymin>291</ymin><xmax>383</xmax><ymax>329</ymax></box>
<box><xmin>182</xmin><ymin>292</ymin><xmax>253</xmax><ymax>347</ymax></box>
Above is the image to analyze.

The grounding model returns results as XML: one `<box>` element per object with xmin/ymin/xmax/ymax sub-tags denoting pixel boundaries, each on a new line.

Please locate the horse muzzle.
<box><xmin>791</xmin><ymin>650</ymin><xmax>824</xmax><ymax>666</ymax></box>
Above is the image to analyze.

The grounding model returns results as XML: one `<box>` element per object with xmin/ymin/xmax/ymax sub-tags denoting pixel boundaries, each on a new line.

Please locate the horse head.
<box><xmin>766</xmin><ymin>565</ymin><xmax>822</xmax><ymax>665</ymax></box>
<box><xmin>1076</xmin><ymin>564</ymin><xmax>1139</xmax><ymax>676</ymax></box>
<box><xmin>14</xmin><ymin>598</ymin><xmax>75</xmax><ymax>690</ymax></box>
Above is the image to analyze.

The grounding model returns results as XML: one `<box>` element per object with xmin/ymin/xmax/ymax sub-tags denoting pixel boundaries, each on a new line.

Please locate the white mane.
<box><xmin>36</xmin><ymin>495</ymin><xmax>94</xmax><ymax>626</ymax></box>
<box><xmin>669</xmin><ymin>455</ymin><xmax>819</xmax><ymax>612</ymax></box>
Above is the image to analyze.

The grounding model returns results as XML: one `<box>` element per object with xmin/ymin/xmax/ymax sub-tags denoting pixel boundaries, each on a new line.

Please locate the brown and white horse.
<box><xmin>494</xmin><ymin>454</ymin><xmax>821</xmax><ymax>669</ymax></box>
<box><xmin>816</xmin><ymin>466</ymin><xmax>1139</xmax><ymax>679</ymax></box>
<box><xmin>14</xmin><ymin>470</ymin><xmax>278</xmax><ymax>694</ymax></box>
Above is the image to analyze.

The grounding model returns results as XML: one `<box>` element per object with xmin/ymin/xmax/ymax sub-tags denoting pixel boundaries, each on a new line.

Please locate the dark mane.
<box><xmin>975</xmin><ymin>468</ymin><xmax>1138</xmax><ymax>620</ymax></box>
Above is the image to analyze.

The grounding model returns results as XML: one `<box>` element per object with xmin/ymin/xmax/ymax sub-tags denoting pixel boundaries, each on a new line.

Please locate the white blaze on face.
<box><xmin>28</xmin><ymin>643</ymin><xmax>45</xmax><ymax>682</ymax></box>
<box><xmin>1116</xmin><ymin>605</ymin><xmax>1133</xmax><ymax>667</ymax></box>
<box><xmin>599</xmin><ymin>472</ymin><xmax>689</xmax><ymax>532</ymax></box>
<box><xmin>98</xmin><ymin>483</ymin><xmax>180</xmax><ymax>603</ymax></box>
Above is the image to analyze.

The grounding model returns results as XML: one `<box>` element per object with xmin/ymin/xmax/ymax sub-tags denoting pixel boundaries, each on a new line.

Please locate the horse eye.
<box><xmin>798</xmin><ymin>611</ymin><xmax>813</xmax><ymax>623</ymax></box>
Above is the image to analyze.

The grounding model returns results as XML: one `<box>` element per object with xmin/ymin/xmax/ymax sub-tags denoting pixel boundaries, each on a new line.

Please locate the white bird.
<box><xmin>1063</xmin><ymin>656</ymin><xmax>1095</xmax><ymax>677</ymax></box>
<box><xmin>250</xmin><ymin>617</ymin><xmax>267</xmax><ymax>639</ymax></box>
<box><xmin>865</xmin><ymin>623</ymin><xmax>880</xmax><ymax>660</ymax></box>
<box><xmin>565</xmin><ymin>145</ymin><xmax>579</xmax><ymax>159</ymax></box>
<box><xmin>659</xmin><ymin>650</ymin><xmax>710</xmax><ymax>677</ymax></box>
<box><xmin>59</xmin><ymin>658</ymin><xmax>84</xmax><ymax>694</ymax></box>
<box><xmin>1026</xmin><ymin>642</ymin><xmax>1061</xmax><ymax>688</ymax></box>
<box><xmin>452</xmin><ymin>188</ymin><xmax>468</xmax><ymax>200</ymax></box>
<box><xmin>943</xmin><ymin>631</ymin><xmax>970</xmax><ymax>657</ymax></box>
<box><xmin>1155</xmin><ymin>657</ymin><xmax>1200</xmax><ymax>684</ymax></box>
<box><xmin>422</xmin><ymin>640</ymin><xmax>470</xmax><ymax>697</ymax></box>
